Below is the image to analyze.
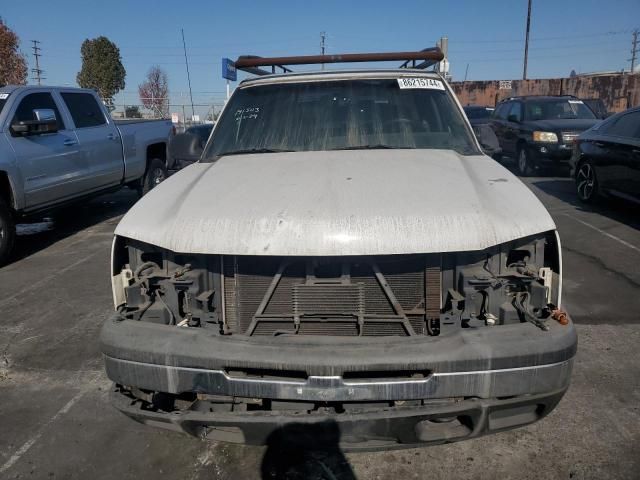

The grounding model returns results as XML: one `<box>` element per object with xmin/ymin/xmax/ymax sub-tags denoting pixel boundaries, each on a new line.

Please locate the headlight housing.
<box><xmin>533</xmin><ymin>131</ymin><xmax>558</xmax><ymax>143</ymax></box>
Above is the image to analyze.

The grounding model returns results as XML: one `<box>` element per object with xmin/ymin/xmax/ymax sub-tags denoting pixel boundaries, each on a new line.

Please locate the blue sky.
<box><xmin>2</xmin><ymin>0</ymin><xmax>639</xmax><ymax>115</ymax></box>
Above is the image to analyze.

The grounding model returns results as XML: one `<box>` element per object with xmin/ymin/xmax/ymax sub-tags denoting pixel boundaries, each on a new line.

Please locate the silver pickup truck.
<box><xmin>101</xmin><ymin>52</ymin><xmax>577</xmax><ymax>451</ymax></box>
<box><xmin>0</xmin><ymin>85</ymin><xmax>174</xmax><ymax>264</ymax></box>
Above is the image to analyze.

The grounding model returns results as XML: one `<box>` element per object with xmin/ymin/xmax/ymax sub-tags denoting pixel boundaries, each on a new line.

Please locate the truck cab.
<box><xmin>0</xmin><ymin>85</ymin><xmax>173</xmax><ymax>265</ymax></box>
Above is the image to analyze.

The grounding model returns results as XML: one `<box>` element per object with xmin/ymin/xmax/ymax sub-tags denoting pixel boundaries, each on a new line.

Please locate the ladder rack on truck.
<box><xmin>234</xmin><ymin>47</ymin><xmax>444</xmax><ymax>76</ymax></box>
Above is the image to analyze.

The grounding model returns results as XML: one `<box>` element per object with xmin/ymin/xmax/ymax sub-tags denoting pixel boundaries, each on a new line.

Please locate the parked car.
<box><xmin>167</xmin><ymin>123</ymin><xmax>214</xmax><ymax>170</ymax></box>
<box><xmin>490</xmin><ymin>95</ymin><xmax>600</xmax><ymax>176</ymax></box>
<box><xmin>581</xmin><ymin>98</ymin><xmax>610</xmax><ymax>120</ymax></box>
<box><xmin>570</xmin><ymin>106</ymin><xmax>640</xmax><ymax>203</ymax></box>
<box><xmin>463</xmin><ymin>105</ymin><xmax>494</xmax><ymax>125</ymax></box>
<box><xmin>101</xmin><ymin>56</ymin><xmax>576</xmax><ymax>450</ymax></box>
<box><xmin>463</xmin><ymin>106</ymin><xmax>501</xmax><ymax>157</ymax></box>
<box><xmin>0</xmin><ymin>85</ymin><xmax>174</xmax><ymax>264</ymax></box>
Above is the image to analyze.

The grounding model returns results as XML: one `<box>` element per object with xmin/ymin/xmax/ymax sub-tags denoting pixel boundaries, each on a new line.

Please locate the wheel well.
<box><xmin>146</xmin><ymin>142</ymin><xmax>167</xmax><ymax>167</ymax></box>
<box><xmin>516</xmin><ymin>139</ymin><xmax>527</xmax><ymax>152</ymax></box>
<box><xmin>0</xmin><ymin>172</ymin><xmax>15</xmax><ymax>210</ymax></box>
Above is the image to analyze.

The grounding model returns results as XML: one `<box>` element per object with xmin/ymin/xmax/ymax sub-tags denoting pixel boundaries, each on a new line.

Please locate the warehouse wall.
<box><xmin>451</xmin><ymin>73</ymin><xmax>640</xmax><ymax>113</ymax></box>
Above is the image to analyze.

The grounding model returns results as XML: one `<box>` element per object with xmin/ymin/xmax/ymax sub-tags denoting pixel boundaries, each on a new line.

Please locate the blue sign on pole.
<box><xmin>222</xmin><ymin>58</ymin><xmax>237</xmax><ymax>81</ymax></box>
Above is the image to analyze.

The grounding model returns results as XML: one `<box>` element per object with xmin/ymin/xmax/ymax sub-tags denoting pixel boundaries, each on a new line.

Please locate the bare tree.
<box><xmin>0</xmin><ymin>18</ymin><xmax>27</xmax><ymax>87</ymax></box>
<box><xmin>138</xmin><ymin>66</ymin><xmax>169</xmax><ymax>118</ymax></box>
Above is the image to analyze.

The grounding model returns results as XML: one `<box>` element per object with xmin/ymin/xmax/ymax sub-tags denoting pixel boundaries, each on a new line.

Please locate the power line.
<box><xmin>31</xmin><ymin>40</ymin><xmax>45</xmax><ymax>85</ymax></box>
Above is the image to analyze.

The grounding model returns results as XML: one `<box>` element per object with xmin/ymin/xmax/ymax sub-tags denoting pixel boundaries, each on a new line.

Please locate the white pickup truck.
<box><xmin>101</xmin><ymin>51</ymin><xmax>576</xmax><ymax>451</ymax></box>
<box><xmin>0</xmin><ymin>85</ymin><xmax>174</xmax><ymax>264</ymax></box>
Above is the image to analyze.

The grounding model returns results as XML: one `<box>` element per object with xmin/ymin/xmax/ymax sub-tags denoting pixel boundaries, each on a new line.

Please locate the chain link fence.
<box><xmin>111</xmin><ymin>99</ymin><xmax>226</xmax><ymax>132</ymax></box>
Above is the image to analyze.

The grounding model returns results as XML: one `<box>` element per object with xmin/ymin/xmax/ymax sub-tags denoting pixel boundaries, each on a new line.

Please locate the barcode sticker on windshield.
<box><xmin>397</xmin><ymin>78</ymin><xmax>445</xmax><ymax>90</ymax></box>
<box><xmin>0</xmin><ymin>93</ymin><xmax>9</xmax><ymax>100</ymax></box>
<box><xmin>568</xmin><ymin>100</ymin><xmax>584</xmax><ymax>104</ymax></box>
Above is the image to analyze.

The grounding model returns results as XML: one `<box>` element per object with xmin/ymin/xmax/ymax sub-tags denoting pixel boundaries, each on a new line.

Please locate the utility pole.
<box><xmin>320</xmin><ymin>31</ymin><xmax>326</xmax><ymax>70</ymax></box>
<box><xmin>181</xmin><ymin>28</ymin><xmax>195</xmax><ymax>120</ymax></box>
<box><xmin>630</xmin><ymin>29</ymin><xmax>639</xmax><ymax>73</ymax></box>
<box><xmin>31</xmin><ymin>40</ymin><xmax>45</xmax><ymax>85</ymax></box>
<box><xmin>523</xmin><ymin>0</ymin><xmax>532</xmax><ymax>80</ymax></box>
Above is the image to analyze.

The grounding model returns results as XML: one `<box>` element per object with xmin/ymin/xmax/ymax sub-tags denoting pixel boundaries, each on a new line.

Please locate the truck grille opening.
<box><xmin>222</xmin><ymin>255</ymin><xmax>441</xmax><ymax>337</ymax></box>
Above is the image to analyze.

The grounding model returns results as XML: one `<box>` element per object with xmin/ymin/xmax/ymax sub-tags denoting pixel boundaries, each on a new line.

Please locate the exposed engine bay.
<box><xmin>111</xmin><ymin>231</ymin><xmax>563</xmax><ymax>337</ymax></box>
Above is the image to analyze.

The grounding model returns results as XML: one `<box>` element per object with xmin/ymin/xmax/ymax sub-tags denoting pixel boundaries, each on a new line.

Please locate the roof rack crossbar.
<box><xmin>235</xmin><ymin>49</ymin><xmax>444</xmax><ymax>75</ymax></box>
<box><xmin>398</xmin><ymin>48</ymin><xmax>442</xmax><ymax>70</ymax></box>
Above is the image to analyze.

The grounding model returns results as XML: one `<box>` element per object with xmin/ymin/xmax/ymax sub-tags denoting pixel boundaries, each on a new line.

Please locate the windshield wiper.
<box><xmin>329</xmin><ymin>144</ymin><xmax>399</xmax><ymax>151</ymax></box>
<box><xmin>217</xmin><ymin>148</ymin><xmax>294</xmax><ymax>158</ymax></box>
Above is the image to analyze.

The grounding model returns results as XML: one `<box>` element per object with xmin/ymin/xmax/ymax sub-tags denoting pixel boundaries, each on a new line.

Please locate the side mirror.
<box><xmin>507</xmin><ymin>114</ymin><xmax>520</xmax><ymax>123</ymax></box>
<box><xmin>11</xmin><ymin>109</ymin><xmax>59</xmax><ymax>136</ymax></box>
<box><xmin>169</xmin><ymin>132</ymin><xmax>204</xmax><ymax>165</ymax></box>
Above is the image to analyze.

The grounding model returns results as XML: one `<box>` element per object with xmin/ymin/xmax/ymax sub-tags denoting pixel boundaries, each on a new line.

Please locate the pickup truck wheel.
<box><xmin>576</xmin><ymin>160</ymin><xmax>598</xmax><ymax>203</ymax></box>
<box><xmin>517</xmin><ymin>146</ymin><xmax>534</xmax><ymax>176</ymax></box>
<box><xmin>140</xmin><ymin>158</ymin><xmax>168</xmax><ymax>196</ymax></box>
<box><xmin>0</xmin><ymin>200</ymin><xmax>16</xmax><ymax>266</ymax></box>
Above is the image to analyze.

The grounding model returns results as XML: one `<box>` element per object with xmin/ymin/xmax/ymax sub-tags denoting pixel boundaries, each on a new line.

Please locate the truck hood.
<box><xmin>115</xmin><ymin>150</ymin><xmax>555</xmax><ymax>256</ymax></box>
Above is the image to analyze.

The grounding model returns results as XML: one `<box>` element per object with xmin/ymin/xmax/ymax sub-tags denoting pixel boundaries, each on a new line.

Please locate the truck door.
<box><xmin>5</xmin><ymin>91</ymin><xmax>85</xmax><ymax>210</ymax></box>
<box><xmin>59</xmin><ymin>91</ymin><xmax>123</xmax><ymax>190</ymax></box>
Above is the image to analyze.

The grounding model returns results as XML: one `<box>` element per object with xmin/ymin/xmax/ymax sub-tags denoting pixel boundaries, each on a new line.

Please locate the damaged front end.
<box><xmin>111</xmin><ymin>231</ymin><xmax>566</xmax><ymax>336</ymax></box>
<box><xmin>101</xmin><ymin>231</ymin><xmax>576</xmax><ymax>449</ymax></box>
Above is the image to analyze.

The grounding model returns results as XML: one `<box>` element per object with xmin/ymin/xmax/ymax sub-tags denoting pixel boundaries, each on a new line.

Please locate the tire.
<box><xmin>0</xmin><ymin>199</ymin><xmax>16</xmax><ymax>266</ymax></box>
<box><xmin>575</xmin><ymin>160</ymin><xmax>598</xmax><ymax>203</ymax></box>
<box><xmin>139</xmin><ymin>158</ymin><xmax>168</xmax><ymax>196</ymax></box>
<box><xmin>517</xmin><ymin>145</ymin><xmax>534</xmax><ymax>176</ymax></box>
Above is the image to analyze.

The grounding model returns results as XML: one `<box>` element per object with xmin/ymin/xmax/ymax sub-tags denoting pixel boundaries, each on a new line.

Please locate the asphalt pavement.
<box><xmin>1</xmin><ymin>166</ymin><xmax>639</xmax><ymax>480</ymax></box>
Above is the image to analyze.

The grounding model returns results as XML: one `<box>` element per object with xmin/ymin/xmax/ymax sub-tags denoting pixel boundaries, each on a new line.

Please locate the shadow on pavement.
<box><xmin>7</xmin><ymin>189</ymin><xmax>139</xmax><ymax>266</ymax></box>
<box><xmin>497</xmin><ymin>155</ymin><xmax>640</xmax><ymax>231</ymax></box>
<box><xmin>531</xmin><ymin>178</ymin><xmax>640</xmax><ymax>232</ymax></box>
<box><xmin>260</xmin><ymin>421</ymin><xmax>356</xmax><ymax>480</ymax></box>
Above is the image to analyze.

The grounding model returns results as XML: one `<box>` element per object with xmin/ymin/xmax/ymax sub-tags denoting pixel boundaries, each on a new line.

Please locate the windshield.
<box><xmin>203</xmin><ymin>78</ymin><xmax>478</xmax><ymax>161</ymax></box>
<box><xmin>525</xmin><ymin>99</ymin><xmax>596</xmax><ymax>121</ymax></box>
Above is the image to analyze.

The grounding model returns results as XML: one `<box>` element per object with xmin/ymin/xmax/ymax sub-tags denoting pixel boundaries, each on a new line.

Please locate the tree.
<box><xmin>125</xmin><ymin>105</ymin><xmax>142</xmax><ymax>118</ymax></box>
<box><xmin>76</xmin><ymin>36</ymin><xmax>125</xmax><ymax>103</ymax></box>
<box><xmin>138</xmin><ymin>66</ymin><xmax>169</xmax><ymax>118</ymax></box>
<box><xmin>0</xmin><ymin>18</ymin><xmax>27</xmax><ymax>87</ymax></box>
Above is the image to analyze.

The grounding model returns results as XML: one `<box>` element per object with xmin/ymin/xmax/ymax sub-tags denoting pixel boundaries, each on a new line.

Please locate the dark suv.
<box><xmin>491</xmin><ymin>95</ymin><xmax>599</xmax><ymax>175</ymax></box>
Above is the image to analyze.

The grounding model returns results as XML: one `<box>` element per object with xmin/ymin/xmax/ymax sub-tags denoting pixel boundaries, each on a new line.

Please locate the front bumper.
<box><xmin>529</xmin><ymin>142</ymin><xmax>574</xmax><ymax>165</ymax></box>
<box><xmin>101</xmin><ymin>313</ymin><xmax>577</xmax><ymax>449</ymax></box>
<box><xmin>111</xmin><ymin>384</ymin><xmax>569</xmax><ymax>451</ymax></box>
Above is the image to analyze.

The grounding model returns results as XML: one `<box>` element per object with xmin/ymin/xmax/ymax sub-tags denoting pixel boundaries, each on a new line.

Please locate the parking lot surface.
<box><xmin>1</xmin><ymin>167</ymin><xmax>639</xmax><ymax>480</ymax></box>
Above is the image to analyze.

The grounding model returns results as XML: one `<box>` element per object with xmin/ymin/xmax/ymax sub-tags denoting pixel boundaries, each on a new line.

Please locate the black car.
<box><xmin>463</xmin><ymin>105</ymin><xmax>495</xmax><ymax>125</ymax></box>
<box><xmin>168</xmin><ymin>124</ymin><xmax>214</xmax><ymax>170</ymax></box>
<box><xmin>581</xmin><ymin>98</ymin><xmax>610</xmax><ymax>120</ymax></box>
<box><xmin>490</xmin><ymin>95</ymin><xmax>600</xmax><ymax>176</ymax></box>
<box><xmin>570</xmin><ymin>106</ymin><xmax>640</xmax><ymax>203</ymax></box>
<box><xmin>463</xmin><ymin>106</ymin><xmax>501</xmax><ymax>157</ymax></box>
